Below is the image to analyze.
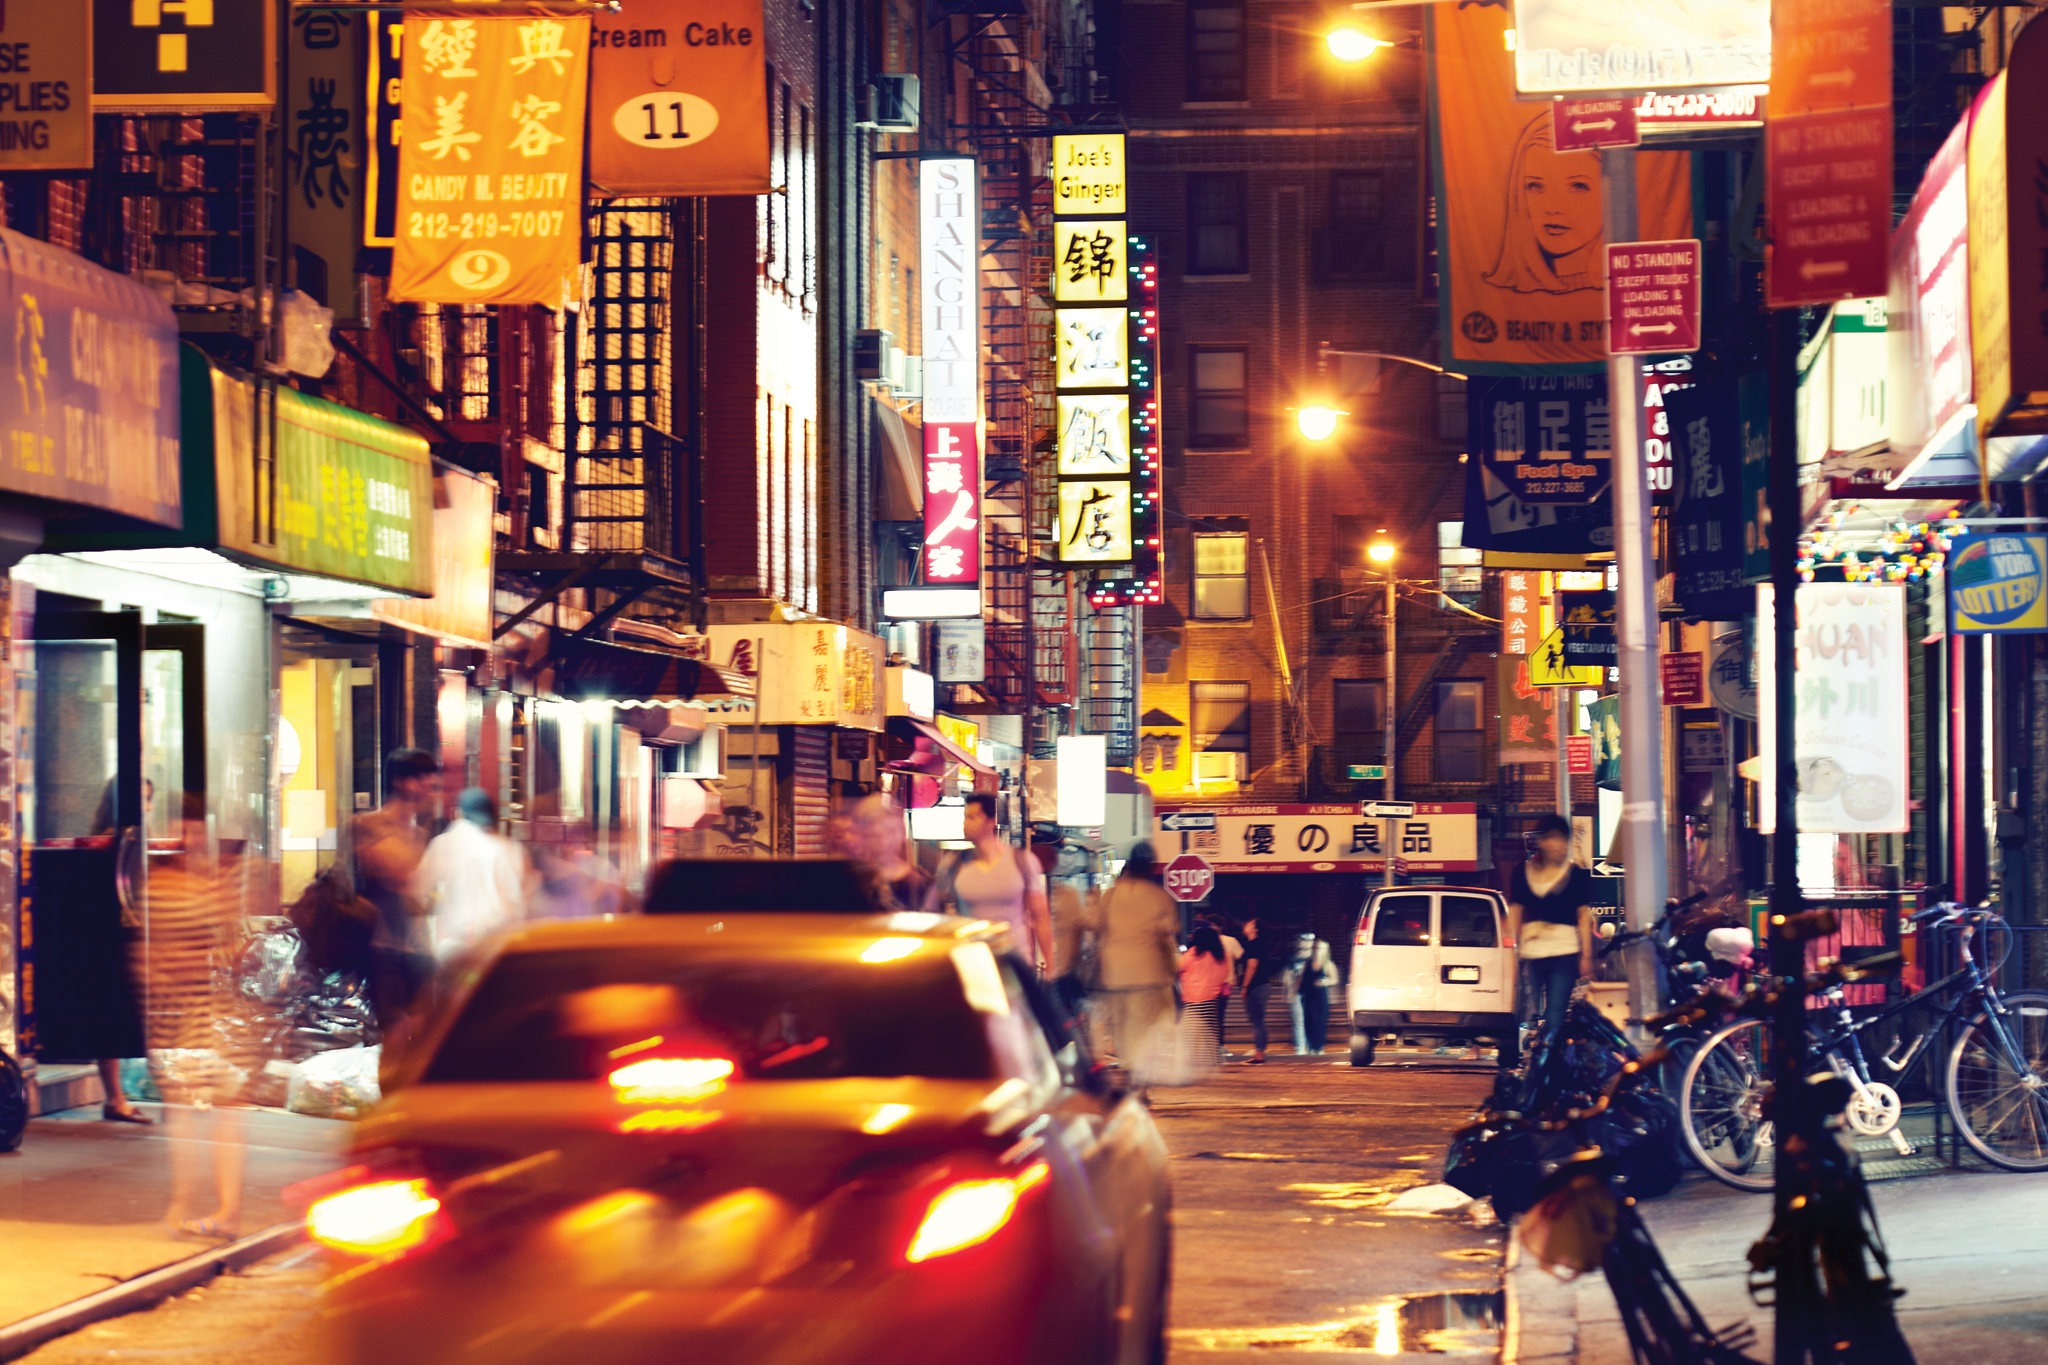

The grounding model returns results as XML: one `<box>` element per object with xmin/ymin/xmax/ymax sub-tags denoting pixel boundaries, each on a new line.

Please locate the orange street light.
<box><xmin>1296</xmin><ymin>406</ymin><xmax>1346</xmax><ymax>441</ymax></box>
<box><xmin>1325</xmin><ymin>28</ymin><xmax>1394</xmax><ymax>61</ymax></box>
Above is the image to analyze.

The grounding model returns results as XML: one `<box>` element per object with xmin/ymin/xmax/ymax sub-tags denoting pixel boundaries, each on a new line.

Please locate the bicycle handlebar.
<box><xmin>1910</xmin><ymin>902</ymin><xmax>1999</xmax><ymax>926</ymax></box>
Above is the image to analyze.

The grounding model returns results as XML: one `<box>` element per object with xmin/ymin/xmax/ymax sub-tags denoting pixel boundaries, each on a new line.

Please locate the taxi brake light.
<box><xmin>306</xmin><ymin>1179</ymin><xmax>445</xmax><ymax>1257</ymax></box>
<box><xmin>905</xmin><ymin>1162</ymin><xmax>1049</xmax><ymax>1263</ymax></box>
<box><xmin>608</xmin><ymin>1057</ymin><xmax>734</xmax><ymax>1101</ymax></box>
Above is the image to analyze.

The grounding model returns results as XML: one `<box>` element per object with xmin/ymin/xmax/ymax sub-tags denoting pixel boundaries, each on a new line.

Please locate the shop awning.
<box><xmin>552</xmin><ymin>635</ymin><xmax>754</xmax><ymax>704</ymax></box>
<box><xmin>874</xmin><ymin>399</ymin><xmax>923</xmax><ymax>521</ymax></box>
<box><xmin>885</xmin><ymin>715</ymin><xmax>996</xmax><ymax>780</ymax></box>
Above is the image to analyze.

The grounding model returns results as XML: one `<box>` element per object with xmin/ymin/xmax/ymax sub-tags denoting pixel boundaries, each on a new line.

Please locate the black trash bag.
<box><xmin>1489</xmin><ymin>1128</ymin><xmax>1552</xmax><ymax>1222</ymax></box>
<box><xmin>0</xmin><ymin>1047</ymin><xmax>26</xmax><ymax>1152</ymax></box>
<box><xmin>289</xmin><ymin>970</ymin><xmax>379</xmax><ymax>1058</ymax></box>
<box><xmin>1589</xmin><ymin>1084</ymin><xmax>1684</xmax><ymax>1201</ymax></box>
<box><xmin>1444</xmin><ymin>1123</ymin><xmax>1506</xmax><ymax>1200</ymax></box>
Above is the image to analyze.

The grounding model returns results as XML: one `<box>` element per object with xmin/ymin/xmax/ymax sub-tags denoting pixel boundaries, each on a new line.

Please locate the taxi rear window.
<box><xmin>424</xmin><ymin>946</ymin><xmax>994</xmax><ymax>1084</ymax></box>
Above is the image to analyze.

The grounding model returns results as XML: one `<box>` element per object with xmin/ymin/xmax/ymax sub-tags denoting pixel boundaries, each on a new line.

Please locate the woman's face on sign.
<box><xmin>1520</xmin><ymin>144</ymin><xmax>1602</xmax><ymax>257</ymax></box>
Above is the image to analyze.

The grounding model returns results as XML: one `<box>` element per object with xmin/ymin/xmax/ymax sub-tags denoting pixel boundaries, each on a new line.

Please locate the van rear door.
<box><xmin>1351</xmin><ymin>892</ymin><xmax>1437</xmax><ymax>1018</ymax></box>
<box><xmin>1436</xmin><ymin>893</ymin><xmax>1508</xmax><ymax>1016</ymax></box>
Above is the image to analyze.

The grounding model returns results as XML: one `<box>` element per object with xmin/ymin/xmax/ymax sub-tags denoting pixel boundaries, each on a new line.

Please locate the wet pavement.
<box><xmin>1152</xmin><ymin>1050</ymin><xmax>1503</xmax><ymax>1361</ymax></box>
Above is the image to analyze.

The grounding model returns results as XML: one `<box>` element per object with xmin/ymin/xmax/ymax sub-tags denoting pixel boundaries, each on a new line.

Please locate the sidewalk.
<box><xmin>0</xmin><ymin>1104</ymin><xmax>345</xmax><ymax>1331</ymax></box>
<box><xmin>1507</xmin><ymin>1167</ymin><xmax>2048</xmax><ymax>1364</ymax></box>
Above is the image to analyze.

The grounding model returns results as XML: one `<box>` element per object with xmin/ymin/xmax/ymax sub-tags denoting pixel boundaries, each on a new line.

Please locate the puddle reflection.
<box><xmin>1172</xmin><ymin>1290</ymin><xmax>1504</xmax><ymax>1355</ymax></box>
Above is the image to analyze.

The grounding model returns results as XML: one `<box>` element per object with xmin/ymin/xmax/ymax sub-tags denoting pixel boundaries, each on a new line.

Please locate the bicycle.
<box><xmin>1680</xmin><ymin>902</ymin><xmax>2048</xmax><ymax>1190</ymax></box>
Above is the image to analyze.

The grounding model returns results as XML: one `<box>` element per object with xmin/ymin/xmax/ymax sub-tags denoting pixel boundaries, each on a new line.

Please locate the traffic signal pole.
<box><xmin>1602</xmin><ymin>146</ymin><xmax>1668</xmax><ymax>1027</ymax></box>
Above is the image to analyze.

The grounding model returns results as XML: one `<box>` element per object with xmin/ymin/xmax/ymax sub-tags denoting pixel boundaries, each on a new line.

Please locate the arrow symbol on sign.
<box><xmin>1631</xmin><ymin>323</ymin><xmax>1678</xmax><ymax>336</ymax></box>
<box><xmin>1798</xmin><ymin>259</ymin><xmax>1850</xmax><ymax>282</ymax></box>
<box><xmin>1572</xmin><ymin>118</ymin><xmax>1616</xmax><ymax>133</ymax></box>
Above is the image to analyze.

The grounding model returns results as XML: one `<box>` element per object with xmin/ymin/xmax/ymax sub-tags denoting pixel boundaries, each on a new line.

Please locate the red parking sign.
<box><xmin>1162</xmin><ymin>854</ymin><xmax>1215</xmax><ymax>903</ymax></box>
<box><xmin>1606</xmin><ymin>239</ymin><xmax>1701</xmax><ymax>355</ymax></box>
<box><xmin>1552</xmin><ymin>97</ymin><xmax>1639</xmax><ymax>152</ymax></box>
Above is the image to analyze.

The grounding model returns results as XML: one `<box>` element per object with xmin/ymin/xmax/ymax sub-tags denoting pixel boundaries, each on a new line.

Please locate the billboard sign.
<box><xmin>588</xmin><ymin>0</ymin><xmax>770</xmax><ymax>196</ymax></box>
<box><xmin>1949</xmin><ymin>535</ymin><xmax>2048</xmax><ymax>634</ymax></box>
<box><xmin>1512</xmin><ymin>0</ymin><xmax>1770</xmax><ymax>94</ymax></box>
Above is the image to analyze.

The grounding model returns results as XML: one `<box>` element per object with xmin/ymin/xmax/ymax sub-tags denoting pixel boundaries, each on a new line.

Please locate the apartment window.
<box><xmin>1332</xmin><ymin>171</ymin><xmax>1385</xmax><ymax>223</ymax></box>
<box><xmin>1271</xmin><ymin>11</ymin><xmax>1305</xmax><ymax>99</ymax></box>
<box><xmin>1192</xmin><ymin>531</ymin><xmax>1250</xmax><ymax>618</ymax></box>
<box><xmin>1187</xmin><ymin>172</ymin><xmax>1247</xmax><ymax>275</ymax></box>
<box><xmin>1187</xmin><ymin>0</ymin><xmax>1247</xmax><ymax>101</ymax></box>
<box><xmin>1437</xmin><ymin>521</ymin><xmax>1483</xmax><ymax>603</ymax></box>
<box><xmin>1434</xmin><ymin>681</ymin><xmax>1485</xmax><ymax>782</ymax></box>
<box><xmin>1437</xmin><ymin>374</ymin><xmax>1468</xmax><ymax>443</ymax></box>
<box><xmin>1190</xmin><ymin>348</ymin><xmax>1249</xmax><ymax>446</ymax></box>
<box><xmin>1333</xmin><ymin>680</ymin><xmax>1386</xmax><ymax>739</ymax></box>
<box><xmin>1193</xmin><ymin>681</ymin><xmax>1252</xmax><ymax>752</ymax></box>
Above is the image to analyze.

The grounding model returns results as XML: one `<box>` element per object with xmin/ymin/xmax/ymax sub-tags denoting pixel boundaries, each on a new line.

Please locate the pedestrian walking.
<box><xmin>413</xmin><ymin>788</ymin><xmax>531</xmax><ymax>962</ymax></box>
<box><xmin>1300</xmin><ymin>934</ymin><xmax>1339</xmax><ymax>1056</ymax></box>
<box><xmin>935</xmin><ymin>792</ymin><xmax>1052</xmax><ymax>972</ymax></box>
<box><xmin>145</xmin><ymin>795</ymin><xmax>256</xmax><ymax>1239</ymax></box>
<box><xmin>348</xmin><ymin>747</ymin><xmax>440</xmax><ymax>1033</ymax></box>
<box><xmin>1085</xmin><ymin>843</ymin><xmax>1180</xmax><ymax>1079</ymax></box>
<box><xmin>1239</xmin><ymin>918</ymin><xmax>1290</xmax><ymax>1063</ymax></box>
<box><xmin>1286</xmin><ymin>932</ymin><xmax>1316</xmax><ymax>1054</ymax></box>
<box><xmin>842</xmin><ymin>793</ymin><xmax>933</xmax><ymax>914</ymax></box>
<box><xmin>1503</xmin><ymin>811</ymin><xmax>1597</xmax><ymax>1071</ymax></box>
<box><xmin>1178</xmin><ymin>925</ymin><xmax>1232</xmax><ymax>1060</ymax></box>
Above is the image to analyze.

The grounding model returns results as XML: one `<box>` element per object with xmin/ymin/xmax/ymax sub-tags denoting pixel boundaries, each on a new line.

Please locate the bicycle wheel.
<box><xmin>1946</xmin><ymin>990</ymin><xmax>2048</xmax><ymax>1171</ymax></box>
<box><xmin>1680</xmin><ymin>1018</ymin><xmax>1776</xmax><ymax>1192</ymax></box>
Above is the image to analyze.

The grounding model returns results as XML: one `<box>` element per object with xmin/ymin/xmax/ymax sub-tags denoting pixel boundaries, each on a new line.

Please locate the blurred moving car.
<box><xmin>309</xmin><ymin>861</ymin><xmax>1173</xmax><ymax>1365</ymax></box>
<box><xmin>1347</xmin><ymin>886</ymin><xmax>1516</xmax><ymax>1066</ymax></box>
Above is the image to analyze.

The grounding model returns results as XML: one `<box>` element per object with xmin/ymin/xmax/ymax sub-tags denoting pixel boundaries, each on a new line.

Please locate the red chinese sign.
<box><xmin>1660</xmin><ymin>651</ymin><xmax>1706</xmax><ymax>706</ymax></box>
<box><xmin>1500</xmin><ymin>569</ymin><xmax>1542</xmax><ymax>656</ymax></box>
<box><xmin>1551</xmin><ymin>97</ymin><xmax>1638</xmax><ymax>152</ymax></box>
<box><xmin>1767</xmin><ymin>107</ymin><xmax>1892</xmax><ymax>307</ymax></box>
<box><xmin>1606</xmin><ymin>239</ymin><xmax>1702</xmax><ymax>355</ymax></box>
<box><xmin>1566</xmin><ymin>736</ymin><xmax>1594</xmax><ymax>774</ymax></box>
<box><xmin>922</xmin><ymin>421</ymin><xmax>982</xmax><ymax>584</ymax></box>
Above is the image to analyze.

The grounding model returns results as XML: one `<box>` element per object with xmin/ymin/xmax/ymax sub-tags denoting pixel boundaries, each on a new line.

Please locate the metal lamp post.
<box><xmin>1369</xmin><ymin>539</ymin><xmax>1397</xmax><ymax>888</ymax></box>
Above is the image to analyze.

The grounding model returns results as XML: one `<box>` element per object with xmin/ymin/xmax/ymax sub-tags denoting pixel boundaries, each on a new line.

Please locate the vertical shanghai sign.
<box><xmin>920</xmin><ymin>157</ymin><xmax>982</xmax><ymax>587</ymax></box>
<box><xmin>391</xmin><ymin>16</ymin><xmax>589</xmax><ymax>305</ymax></box>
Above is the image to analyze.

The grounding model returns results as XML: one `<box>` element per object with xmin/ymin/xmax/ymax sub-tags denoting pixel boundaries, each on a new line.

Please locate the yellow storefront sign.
<box><xmin>1053</xmin><ymin>221</ymin><xmax>1128</xmax><ymax>302</ymax></box>
<box><xmin>391</xmin><ymin>16</ymin><xmax>589</xmax><ymax>305</ymax></box>
<box><xmin>1058</xmin><ymin>481</ymin><xmax>1134</xmax><ymax>564</ymax></box>
<box><xmin>1052</xmin><ymin>133</ymin><xmax>1126</xmax><ymax>216</ymax></box>
<box><xmin>1056</xmin><ymin>307</ymin><xmax>1129</xmax><ymax>389</ymax></box>
<box><xmin>1057</xmin><ymin>394</ymin><xmax>1132</xmax><ymax>476</ymax></box>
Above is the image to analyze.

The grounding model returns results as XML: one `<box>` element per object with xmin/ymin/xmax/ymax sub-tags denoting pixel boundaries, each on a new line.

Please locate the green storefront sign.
<box><xmin>47</xmin><ymin>345</ymin><xmax>434</xmax><ymax>596</ymax></box>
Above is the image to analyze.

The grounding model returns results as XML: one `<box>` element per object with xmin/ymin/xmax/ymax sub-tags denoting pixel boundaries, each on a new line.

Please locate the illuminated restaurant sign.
<box><xmin>1051</xmin><ymin>133</ymin><xmax>1126</xmax><ymax>216</ymax></box>
<box><xmin>391</xmin><ymin>15</ymin><xmax>590</xmax><ymax>305</ymax></box>
<box><xmin>1512</xmin><ymin>0</ymin><xmax>1770</xmax><ymax>94</ymax></box>
<box><xmin>922</xmin><ymin>421</ymin><xmax>982</xmax><ymax>585</ymax></box>
<box><xmin>920</xmin><ymin>156</ymin><xmax>981</xmax><ymax>593</ymax></box>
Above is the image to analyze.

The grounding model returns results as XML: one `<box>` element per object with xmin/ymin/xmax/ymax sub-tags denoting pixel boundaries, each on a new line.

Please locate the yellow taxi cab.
<box><xmin>306</xmin><ymin>860</ymin><xmax>1172</xmax><ymax>1365</ymax></box>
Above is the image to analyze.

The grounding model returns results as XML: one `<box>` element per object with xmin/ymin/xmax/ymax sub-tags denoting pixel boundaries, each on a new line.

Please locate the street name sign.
<box><xmin>1163</xmin><ymin>853</ymin><xmax>1216</xmax><ymax>903</ymax></box>
<box><xmin>1160</xmin><ymin>811</ymin><xmax>1218</xmax><ymax>832</ymax></box>
<box><xmin>1346</xmin><ymin>764</ymin><xmax>1387</xmax><ymax>781</ymax></box>
<box><xmin>1606</xmin><ymin>240</ymin><xmax>1701</xmax><ymax>355</ymax></box>
<box><xmin>1593</xmin><ymin>858</ymin><xmax>1625</xmax><ymax>878</ymax></box>
<box><xmin>1361</xmin><ymin>801</ymin><xmax>1417</xmax><ymax>819</ymax></box>
<box><xmin>1552</xmin><ymin>97</ymin><xmax>1639</xmax><ymax>152</ymax></box>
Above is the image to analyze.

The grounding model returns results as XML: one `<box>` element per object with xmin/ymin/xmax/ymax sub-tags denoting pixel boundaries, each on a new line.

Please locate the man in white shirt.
<box><xmin>414</xmin><ymin>788</ymin><xmax>532</xmax><ymax>961</ymax></box>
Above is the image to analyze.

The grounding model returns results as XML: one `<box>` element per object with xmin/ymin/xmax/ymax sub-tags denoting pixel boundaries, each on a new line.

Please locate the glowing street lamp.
<box><xmin>1325</xmin><ymin>27</ymin><xmax>1394</xmax><ymax>61</ymax></box>
<box><xmin>1296</xmin><ymin>406</ymin><xmax>1346</xmax><ymax>441</ymax></box>
<box><xmin>1366</xmin><ymin>540</ymin><xmax>1395</xmax><ymax>564</ymax></box>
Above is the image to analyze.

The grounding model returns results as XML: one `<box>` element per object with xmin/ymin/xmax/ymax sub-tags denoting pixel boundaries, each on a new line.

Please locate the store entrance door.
<box><xmin>26</xmin><ymin>612</ymin><xmax>206</xmax><ymax>1062</ymax></box>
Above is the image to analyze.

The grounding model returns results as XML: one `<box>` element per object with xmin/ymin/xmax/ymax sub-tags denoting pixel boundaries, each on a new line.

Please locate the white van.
<box><xmin>1346</xmin><ymin>886</ymin><xmax>1517</xmax><ymax>1066</ymax></box>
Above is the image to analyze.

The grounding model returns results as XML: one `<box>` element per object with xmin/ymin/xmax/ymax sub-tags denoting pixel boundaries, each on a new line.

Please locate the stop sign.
<box><xmin>1162</xmin><ymin>853</ymin><xmax>1216</xmax><ymax>903</ymax></box>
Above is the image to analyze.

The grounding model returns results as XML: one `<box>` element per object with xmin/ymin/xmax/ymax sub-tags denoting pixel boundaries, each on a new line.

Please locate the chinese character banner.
<box><xmin>1057</xmin><ymin>394</ymin><xmax>1133</xmax><ymax>476</ymax></box>
<box><xmin>1053</xmin><ymin>221</ymin><xmax>1128</xmax><ymax>302</ymax></box>
<box><xmin>1150</xmin><ymin>804</ymin><xmax>1481</xmax><ymax>873</ymax></box>
<box><xmin>391</xmin><ymin>16</ymin><xmax>589</xmax><ymax>305</ymax></box>
<box><xmin>1756</xmin><ymin>583</ymin><xmax>1909</xmax><ymax>833</ymax></box>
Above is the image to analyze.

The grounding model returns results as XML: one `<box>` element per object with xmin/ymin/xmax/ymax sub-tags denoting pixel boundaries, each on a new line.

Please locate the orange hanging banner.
<box><xmin>588</xmin><ymin>0</ymin><xmax>770</xmax><ymax>196</ymax></box>
<box><xmin>391</xmin><ymin>14</ymin><xmax>589</xmax><ymax>305</ymax></box>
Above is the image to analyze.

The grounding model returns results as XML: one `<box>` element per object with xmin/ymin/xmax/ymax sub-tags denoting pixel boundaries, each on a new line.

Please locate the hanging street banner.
<box><xmin>1512</xmin><ymin>0</ymin><xmax>1769</xmax><ymax>94</ymax></box>
<box><xmin>1150</xmin><ymin>804</ymin><xmax>1480</xmax><ymax>875</ymax></box>
<box><xmin>1606</xmin><ymin>239</ymin><xmax>1702</xmax><ymax>354</ymax></box>
<box><xmin>1552</xmin><ymin>97</ymin><xmax>1638</xmax><ymax>152</ymax></box>
<box><xmin>1431</xmin><ymin>1</ymin><xmax>1696</xmax><ymax>371</ymax></box>
<box><xmin>1949</xmin><ymin>535</ymin><xmax>2048</xmax><ymax>634</ymax></box>
<box><xmin>1668</xmin><ymin>378</ymin><xmax>1750</xmax><ymax>619</ymax></box>
<box><xmin>1468</xmin><ymin>375</ymin><xmax>1612</xmax><ymax>504</ymax></box>
<box><xmin>1757</xmin><ymin>583</ymin><xmax>1910</xmax><ymax>833</ymax></box>
<box><xmin>1767</xmin><ymin>0</ymin><xmax>1893</xmax><ymax>308</ymax></box>
<box><xmin>286</xmin><ymin>9</ymin><xmax>366</xmax><ymax>318</ymax></box>
<box><xmin>391</xmin><ymin>16</ymin><xmax>589</xmax><ymax>305</ymax></box>
<box><xmin>1500</xmin><ymin>568</ymin><xmax>1543</xmax><ymax>655</ymax></box>
<box><xmin>588</xmin><ymin>0</ymin><xmax>769</xmax><ymax>197</ymax></box>
<box><xmin>1499</xmin><ymin>655</ymin><xmax>1559</xmax><ymax>764</ymax></box>
<box><xmin>922</xmin><ymin>422</ymin><xmax>982</xmax><ymax>585</ymax></box>
<box><xmin>0</xmin><ymin>5</ymin><xmax>90</xmax><ymax>169</ymax></box>
<box><xmin>93</xmin><ymin>0</ymin><xmax>274</xmax><ymax>111</ymax></box>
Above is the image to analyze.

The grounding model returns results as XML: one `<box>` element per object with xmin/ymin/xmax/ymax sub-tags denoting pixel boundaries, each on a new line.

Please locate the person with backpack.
<box><xmin>935</xmin><ymin>793</ymin><xmax>1051</xmax><ymax>972</ymax></box>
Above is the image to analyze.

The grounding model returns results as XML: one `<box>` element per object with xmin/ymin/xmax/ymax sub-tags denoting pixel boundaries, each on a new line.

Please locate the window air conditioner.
<box><xmin>1193</xmin><ymin>751</ymin><xmax>1247</xmax><ymax>784</ymax></box>
<box><xmin>854</xmin><ymin>328</ymin><xmax>892</xmax><ymax>382</ymax></box>
<box><xmin>890</xmin><ymin>349</ymin><xmax>922</xmax><ymax>399</ymax></box>
<box><xmin>860</xmin><ymin>75</ymin><xmax>921</xmax><ymax>133</ymax></box>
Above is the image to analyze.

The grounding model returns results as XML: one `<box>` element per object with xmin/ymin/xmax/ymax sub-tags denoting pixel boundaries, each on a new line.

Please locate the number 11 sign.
<box><xmin>588</xmin><ymin>0</ymin><xmax>770</xmax><ymax>196</ymax></box>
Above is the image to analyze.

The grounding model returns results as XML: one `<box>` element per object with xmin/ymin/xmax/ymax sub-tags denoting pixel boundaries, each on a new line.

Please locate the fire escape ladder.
<box><xmin>568</xmin><ymin>201</ymin><xmax>675</xmax><ymax>559</ymax></box>
<box><xmin>1081</xmin><ymin>603</ymin><xmax>1137</xmax><ymax>766</ymax></box>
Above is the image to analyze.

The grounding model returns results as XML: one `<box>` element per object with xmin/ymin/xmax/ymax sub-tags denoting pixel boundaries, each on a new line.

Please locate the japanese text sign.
<box><xmin>1949</xmin><ymin>535</ymin><xmax>2048</xmax><ymax>634</ymax></box>
<box><xmin>1756</xmin><ymin>583</ymin><xmax>1909</xmax><ymax>833</ymax></box>
<box><xmin>1513</xmin><ymin>0</ymin><xmax>1768</xmax><ymax>93</ymax></box>
<box><xmin>93</xmin><ymin>0</ymin><xmax>273</xmax><ymax>111</ymax></box>
<box><xmin>589</xmin><ymin>0</ymin><xmax>769</xmax><ymax>197</ymax></box>
<box><xmin>1552</xmin><ymin>97</ymin><xmax>1638</xmax><ymax>152</ymax></box>
<box><xmin>0</xmin><ymin>5</ymin><xmax>89</xmax><ymax>169</ymax></box>
<box><xmin>1470</xmin><ymin>375</ymin><xmax>1612</xmax><ymax>505</ymax></box>
<box><xmin>1606</xmin><ymin>240</ymin><xmax>1701</xmax><ymax>354</ymax></box>
<box><xmin>1150</xmin><ymin>803</ymin><xmax>1479</xmax><ymax>874</ymax></box>
<box><xmin>922</xmin><ymin>422</ymin><xmax>981</xmax><ymax>585</ymax></box>
<box><xmin>1660</xmin><ymin>651</ymin><xmax>1705</xmax><ymax>706</ymax></box>
<box><xmin>1500</xmin><ymin>569</ymin><xmax>1543</xmax><ymax>655</ymax></box>
<box><xmin>1052</xmin><ymin>134</ymin><xmax>1125</xmax><ymax>216</ymax></box>
<box><xmin>920</xmin><ymin>158</ymin><xmax>979</xmax><ymax>424</ymax></box>
<box><xmin>1052</xmin><ymin>221</ymin><xmax>1128</xmax><ymax>303</ymax></box>
<box><xmin>1767</xmin><ymin>107</ymin><xmax>1892</xmax><ymax>308</ymax></box>
<box><xmin>1057</xmin><ymin>394</ymin><xmax>1132</xmax><ymax>477</ymax></box>
<box><xmin>391</xmin><ymin>16</ymin><xmax>589</xmax><ymax>305</ymax></box>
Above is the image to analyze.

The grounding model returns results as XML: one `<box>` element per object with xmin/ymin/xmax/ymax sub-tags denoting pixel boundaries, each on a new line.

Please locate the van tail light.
<box><xmin>306</xmin><ymin>1178</ymin><xmax>449</xmax><ymax>1258</ymax></box>
<box><xmin>904</xmin><ymin>1161</ymin><xmax>1049</xmax><ymax>1264</ymax></box>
